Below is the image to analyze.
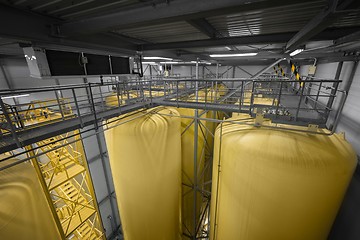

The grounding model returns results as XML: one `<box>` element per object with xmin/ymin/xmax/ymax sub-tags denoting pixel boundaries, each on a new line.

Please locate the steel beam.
<box><xmin>140</xmin><ymin>27</ymin><xmax>360</xmax><ymax>50</ymax></box>
<box><xmin>59</xmin><ymin>0</ymin><xmax>267</xmax><ymax>36</ymax></box>
<box><xmin>252</xmin><ymin>58</ymin><xmax>285</xmax><ymax>78</ymax></box>
<box><xmin>179</xmin><ymin>48</ymin><xmax>284</xmax><ymax>55</ymax></box>
<box><xmin>0</xmin><ymin>102</ymin><xmax>148</xmax><ymax>154</ymax></box>
<box><xmin>59</xmin><ymin>0</ymin><xmax>323</xmax><ymax>37</ymax></box>
<box><xmin>0</xmin><ymin>4</ymin><xmax>137</xmax><ymax>54</ymax></box>
<box><xmin>334</xmin><ymin>30</ymin><xmax>360</xmax><ymax>45</ymax></box>
<box><xmin>186</xmin><ymin>18</ymin><xmax>221</xmax><ymax>38</ymax></box>
<box><xmin>141</xmin><ymin>33</ymin><xmax>294</xmax><ymax>51</ymax></box>
<box><xmin>285</xmin><ymin>0</ymin><xmax>356</xmax><ymax>50</ymax></box>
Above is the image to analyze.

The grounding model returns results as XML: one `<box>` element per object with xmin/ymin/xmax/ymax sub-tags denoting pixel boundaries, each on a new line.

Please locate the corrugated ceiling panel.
<box><xmin>113</xmin><ymin>21</ymin><xmax>210</xmax><ymax>43</ymax></box>
<box><xmin>207</xmin><ymin>1</ymin><xmax>326</xmax><ymax>37</ymax></box>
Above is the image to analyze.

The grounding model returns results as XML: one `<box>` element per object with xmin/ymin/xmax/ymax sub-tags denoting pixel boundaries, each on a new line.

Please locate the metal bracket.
<box><xmin>255</xmin><ymin>113</ymin><xmax>264</xmax><ymax>126</ymax></box>
<box><xmin>307</xmin><ymin>124</ymin><xmax>319</xmax><ymax>132</ymax></box>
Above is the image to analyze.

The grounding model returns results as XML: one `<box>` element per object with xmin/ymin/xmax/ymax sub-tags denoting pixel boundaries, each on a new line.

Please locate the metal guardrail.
<box><xmin>0</xmin><ymin>76</ymin><xmax>342</xmax><ymax>154</ymax></box>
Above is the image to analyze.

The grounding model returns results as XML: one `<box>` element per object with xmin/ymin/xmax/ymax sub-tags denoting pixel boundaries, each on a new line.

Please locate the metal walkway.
<box><xmin>0</xmin><ymin>77</ymin><xmax>341</xmax><ymax>155</ymax></box>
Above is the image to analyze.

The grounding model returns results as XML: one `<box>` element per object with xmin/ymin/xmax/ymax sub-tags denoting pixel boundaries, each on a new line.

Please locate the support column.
<box><xmin>232</xmin><ymin>66</ymin><xmax>236</xmax><ymax>89</ymax></box>
<box><xmin>193</xmin><ymin>58</ymin><xmax>200</xmax><ymax>239</ymax></box>
<box><xmin>332</xmin><ymin>61</ymin><xmax>359</xmax><ymax>131</ymax></box>
<box><xmin>94</xmin><ymin>132</ymin><xmax>121</xmax><ymax>238</ymax></box>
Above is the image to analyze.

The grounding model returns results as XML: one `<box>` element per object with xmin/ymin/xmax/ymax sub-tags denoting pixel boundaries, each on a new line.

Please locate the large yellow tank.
<box><xmin>105</xmin><ymin>91</ymin><xmax>138</xmax><ymax>106</ymax></box>
<box><xmin>210</xmin><ymin>116</ymin><xmax>357</xmax><ymax>240</ymax></box>
<box><xmin>104</xmin><ymin>107</ymin><xmax>182</xmax><ymax>240</ymax></box>
<box><xmin>0</xmin><ymin>156</ymin><xmax>62</xmax><ymax>240</ymax></box>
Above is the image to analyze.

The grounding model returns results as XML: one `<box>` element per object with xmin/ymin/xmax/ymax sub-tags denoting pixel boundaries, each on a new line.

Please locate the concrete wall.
<box><xmin>300</xmin><ymin>60</ymin><xmax>360</xmax><ymax>240</ymax></box>
<box><xmin>329</xmin><ymin>62</ymin><xmax>360</xmax><ymax>240</ymax></box>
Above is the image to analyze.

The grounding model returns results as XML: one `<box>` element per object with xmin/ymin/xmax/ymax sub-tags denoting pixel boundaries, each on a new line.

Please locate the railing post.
<box><xmin>116</xmin><ymin>82</ymin><xmax>122</xmax><ymax>114</ymax></box>
<box><xmin>55</xmin><ymin>89</ymin><xmax>65</xmax><ymax>120</ymax></box>
<box><xmin>295</xmin><ymin>82</ymin><xmax>306</xmax><ymax>121</ymax></box>
<box><xmin>98</xmin><ymin>85</ymin><xmax>105</xmax><ymax>111</ymax></box>
<box><xmin>72</xmin><ymin>89</ymin><xmax>83</xmax><ymax>128</ymax></box>
<box><xmin>176</xmin><ymin>80</ymin><xmax>179</xmax><ymax>108</ymax></box>
<box><xmin>149</xmin><ymin>79</ymin><xmax>153</xmax><ymax>104</ymax></box>
<box><xmin>239</xmin><ymin>81</ymin><xmax>244</xmax><ymax>113</ymax></box>
<box><xmin>88</xmin><ymin>83</ymin><xmax>99</xmax><ymax>130</ymax></box>
<box><xmin>275</xmin><ymin>81</ymin><xmax>283</xmax><ymax>119</ymax></box>
<box><xmin>204</xmin><ymin>80</ymin><xmax>208</xmax><ymax>110</ymax></box>
<box><xmin>163</xmin><ymin>80</ymin><xmax>166</xmax><ymax>97</ymax></box>
<box><xmin>314</xmin><ymin>82</ymin><xmax>323</xmax><ymax>111</ymax></box>
<box><xmin>249</xmin><ymin>81</ymin><xmax>256</xmax><ymax>115</ymax></box>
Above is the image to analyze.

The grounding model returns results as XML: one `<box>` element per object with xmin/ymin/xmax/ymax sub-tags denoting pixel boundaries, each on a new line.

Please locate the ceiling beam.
<box><xmin>58</xmin><ymin>0</ymin><xmax>318</xmax><ymax>37</ymax></box>
<box><xmin>186</xmin><ymin>18</ymin><xmax>221</xmax><ymax>38</ymax></box>
<box><xmin>285</xmin><ymin>0</ymin><xmax>356</xmax><ymax>50</ymax></box>
<box><xmin>334</xmin><ymin>30</ymin><xmax>360</xmax><ymax>45</ymax></box>
<box><xmin>178</xmin><ymin>48</ymin><xmax>285</xmax><ymax>55</ymax></box>
<box><xmin>141</xmin><ymin>33</ymin><xmax>295</xmax><ymax>50</ymax></box>
<box><xmin>104</xmin><ymin>32</ymin><xmax>151</xmax><ymax>45</ymax></box>
<box><xmin>139</xmin><ymin>27</ymin><xmax>360</xmax><ymax>51</ymax></box>
<box><xmin>0</xmin><ymin>4</ymin><xmax>204</xmax><ymax>61</ymax></box>
<box><xmin>0</xmin><ymin>4</ymin><xmax>139</xmax><ymax>55</ymax></box>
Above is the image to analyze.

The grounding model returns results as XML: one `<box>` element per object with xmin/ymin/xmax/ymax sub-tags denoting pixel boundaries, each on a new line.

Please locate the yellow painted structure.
<box><xmin>0</xmin><ymin>98</ymin><xmax>74</xmax><ymax>135</ymax></box>
<box><xmin>0</xmin><ymin>99</ymin><xmax>104</xmax><ymax>239</ymax></box>
<box><xmin>210</xmin><ymin>116</ymin><xmax>357</xmax><ymax>240</ymax></box>
<box><xmin>104</xmin><ymin>107</ymin><xmax>182</xmax><ymax>240</ymax></box>
<box><xmin>26</xmin><ymin>130</ymin><xmax>105</xmax><ymax>240</ymax></box>
<box><xmin>0</xmin><ymin>155</ymin><xmax>61</xmax><ymax>240</ymax></box>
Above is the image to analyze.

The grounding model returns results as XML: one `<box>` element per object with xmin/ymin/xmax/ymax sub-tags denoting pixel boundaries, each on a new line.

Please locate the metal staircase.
<box><xmin>10</xmin><ymin>100</ymin><xmax>106</xmax><ymax>239</ymax></box>
<box><xmin>26</xmin><ymin>131</ymin><xmax>105</xmax><ymax>239</ymax></box>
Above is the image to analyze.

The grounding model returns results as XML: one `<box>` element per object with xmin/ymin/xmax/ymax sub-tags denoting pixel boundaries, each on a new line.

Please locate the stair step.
<box><xmin>47</xmin><ymin>164</ymin><xmax>85</xmax><ymax>190</ymax></box>
<box><xmin>89</xmin><ymin>233</ymin><xmax>98</xmax><ymax>240</ymax></box>
<box><xmin>61</xmin><ymin>207</ymin><xmax>96</xmax><ymax>236</ymax></box>
<box><xmin>79</xmin><ymin>225</ymin><xmax>91</xmax><ymax>236</ymax></box>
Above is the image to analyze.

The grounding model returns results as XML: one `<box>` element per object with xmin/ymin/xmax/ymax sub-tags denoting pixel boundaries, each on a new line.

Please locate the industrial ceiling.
<box><xmin>0</xmin><ymin>0</ymin><xmax>360</xmax><ymax>64</ymax></box>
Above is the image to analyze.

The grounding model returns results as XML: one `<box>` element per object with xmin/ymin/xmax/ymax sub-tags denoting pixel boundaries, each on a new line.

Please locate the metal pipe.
<box><xmin>193</xmin><ymin>58</ymin><xmax>199</xmax><ymax>239</ymax></box>
<box><xmin>332</xmin><ymin>61</ymin><xmax>359</xmax><ymax>132</ymax></box>
<box><xmin>54</xmin><ymin>90</ymin><xmax>65</xmax><ymax>120</ymax></box>
<box><xmin>252</xmin><ymin>58</ymin><xmax>284</xmax><ymax>78</ymax></box>
<box><xmin>72</xmin><ymin>89</ymin><xmax>84</xmax><ymax>128</ymax></box>
<box><xmin>326</xmin><ymin>61</ymin><xmax>343</xmax><ymax>118</ymax></box>
<box><xmin>212</xmin><ymin>122</ymin><xmax>223</xmax><ymax>240</ymax></box>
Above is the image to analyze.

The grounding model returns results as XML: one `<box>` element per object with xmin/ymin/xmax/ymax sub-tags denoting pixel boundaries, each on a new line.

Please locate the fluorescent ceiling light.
<box><xmin>143</xmin><ymin>57</ymin><xmax>173</xmax><ymax>61</ymax></box>
<box><xmin>1</xmin><ymin>94</ymin><xmax>30</xmax><ymax>99</ymax></box>
<box><xmin>289</xmin><ymin>49</ymin><xmax>304</xmax><ymax>56</ymax></box>
<box><xmin>210</xmin><ymin>53</ymin><xmax>258</xmax><ymax>58</ymax></box>
<box><xmin>142</xmin><ymin>61</ymin><xmax>156</xmax><ymax>65</ymax></box>
<box><xmin>191</xmin><ymin>61</ymin><xmax>212</xmax><ymax>65</ymax></box>
<box><xmin>160</xmin><ymin>61</ymin><xmax>179</xmax><ymax>64</ymax></box>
